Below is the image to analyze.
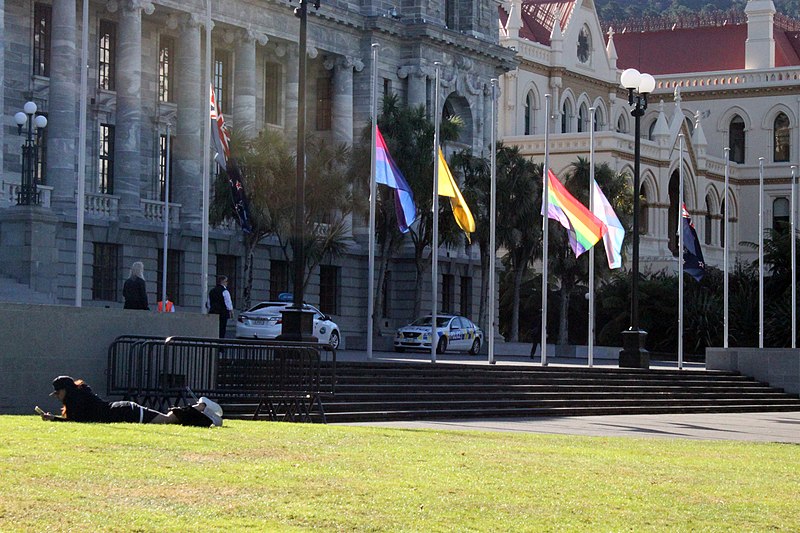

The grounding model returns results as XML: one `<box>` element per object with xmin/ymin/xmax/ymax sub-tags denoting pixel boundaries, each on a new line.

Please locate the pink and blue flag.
<box><xmin>375</xmin><ymin>126</ymin><xmax>416</xmax><ymax>232</ymax></box>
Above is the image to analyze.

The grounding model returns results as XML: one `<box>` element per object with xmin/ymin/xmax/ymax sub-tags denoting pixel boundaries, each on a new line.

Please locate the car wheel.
<box><xmin>436</xmin><ymin>337</ymin><xmax>447</xmax><ymax>354</ymax></box>
<box><xmin>328</xmin><ymin>330</ymin><xmax>340</xmax><ymax>350</ymax></box>
<box><xmin>469</xmin><ymin>338</ymin><xmax>481</xmax><ymax>355</ymax></box>
<box><xmin>394</xmin><ymin>346</ymin><xmax>405</xmax><ymax>353</ymax></box>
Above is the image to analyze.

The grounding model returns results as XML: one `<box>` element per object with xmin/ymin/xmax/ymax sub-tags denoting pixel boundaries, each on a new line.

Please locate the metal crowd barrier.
<box><xmin>106</xmin><ymin>335</ymin><xmax>336</xmax><ymax>422</ymax></box>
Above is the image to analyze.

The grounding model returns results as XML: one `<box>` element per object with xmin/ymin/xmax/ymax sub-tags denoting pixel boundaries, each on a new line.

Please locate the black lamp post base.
<box><xmin>276</xmin><ymin>307</ymin><xmax>319</xmax><ymax>343</ymax></box>
<box><xmin>620</xmin><ymin>329</ymin><xmax>649</xmax><ymax>369</ymax></box>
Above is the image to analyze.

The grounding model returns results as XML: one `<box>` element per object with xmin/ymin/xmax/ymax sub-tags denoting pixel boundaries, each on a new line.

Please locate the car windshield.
<box><xmin>410</xmin><ymin>316</ymin><xmax>451</xmax><ymax>327</ymax></box>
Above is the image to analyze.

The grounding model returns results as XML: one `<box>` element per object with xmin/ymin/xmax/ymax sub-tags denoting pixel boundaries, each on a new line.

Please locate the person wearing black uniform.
<box><xmin>123</xmin><ymin>261</ymin><xmax>149</xmax><ymax>310</ymax></box>
<box><xmin>38</xmin><ymin>376</ymin><xmax>222</xmax><ymax>427</ymax></box>
<box><xmin>208</xmin><ymin>275</ymin><xmax>233</xmax><ymax>338</ymax></box>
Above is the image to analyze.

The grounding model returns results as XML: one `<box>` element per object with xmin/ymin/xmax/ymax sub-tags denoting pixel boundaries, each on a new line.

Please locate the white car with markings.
<box><xmin>394</xmin><ymin>315</ymin><xmax>483</xmax><ymax>355</ymax></box>
<box><xmin>236</xmin><ymin>301</ymin><xmax>341</xmax><ymax>349</ymax></box>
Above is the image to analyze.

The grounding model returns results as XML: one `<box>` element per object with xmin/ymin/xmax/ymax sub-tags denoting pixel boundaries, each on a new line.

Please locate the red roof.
<box><xmin>500</xmin><ymin>1</ymin><xmax>576</xmax><ymax>46</ymax></box>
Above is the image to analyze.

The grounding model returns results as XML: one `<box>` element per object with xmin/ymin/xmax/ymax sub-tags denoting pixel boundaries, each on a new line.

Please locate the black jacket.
<box><xmin>208</xmin><ymin>284</ymin><xmax>228</xmax><ymax>315</ymax></box>
<box><xmin>53</xmin><ymin>384</ymin><xmax>114</xmax><ymax>423</ymax></box>
<box><xmin>123</xmin><ymin>276</ymin><xmax>149</xmax><ymax>310</ymax></box>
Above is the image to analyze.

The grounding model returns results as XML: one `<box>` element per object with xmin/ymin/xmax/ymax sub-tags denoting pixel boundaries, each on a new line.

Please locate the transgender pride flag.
<box><xmin>375</xmin><ymin>126</ymin><xmax>416</xmax><ymax>232</ymax></box>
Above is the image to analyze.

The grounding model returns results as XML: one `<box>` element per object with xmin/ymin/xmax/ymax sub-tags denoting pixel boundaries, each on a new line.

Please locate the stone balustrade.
<box><xmin>141</xmin><ymin>198</ymin><xmax>181</xmax><ymax>225</ymax></box>
<box><xmin>1</xmin><ymin>181</ymin><xmax>53</xmax><ymax>208</ymax></box>
<box><xmin>654</xmin><ymin>67</ymin><xmax>800</xmax><ymax>93</ymax></box>
<box><xmin>84</xmin><ymin>192</ymin><xmax>119</xmax><ymax>218</ymax></box>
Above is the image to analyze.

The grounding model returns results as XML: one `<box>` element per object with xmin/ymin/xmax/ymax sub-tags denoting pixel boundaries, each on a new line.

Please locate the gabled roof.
<box><xmin>500</xmin><ymin>1</ymin><xmax>577</xmax><ymax>45</ymax></box>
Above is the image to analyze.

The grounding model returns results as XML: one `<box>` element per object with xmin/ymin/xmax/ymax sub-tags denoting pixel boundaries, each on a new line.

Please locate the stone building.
<box><xmin>499</xmin><ymin>0</ymin><xmax>800</xmax><ymax>273</ymax></box>
<box><xmin>0</xmin><ymin>1</ymin><xmax>515</xmax><ymax>345</ymax></box>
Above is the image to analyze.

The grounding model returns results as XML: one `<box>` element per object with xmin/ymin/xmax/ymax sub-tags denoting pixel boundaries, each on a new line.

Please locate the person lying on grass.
<box><xmin>38</xmin><ymin>375</ymin><xmax>223</xmax><ymax>427</ymax></box>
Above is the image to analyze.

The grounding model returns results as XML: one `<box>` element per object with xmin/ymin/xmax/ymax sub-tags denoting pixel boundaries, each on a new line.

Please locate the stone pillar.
<box><xmin>284</xmin><ymin>47</ymin><xmax>299</xmax><ymax>142</ymax></box>
<box><xmin>112</xmin><ymin>0</ymin><xmax>154</xmax><ymax>220</ymax></box>
<box><xmin>233</xmin><ymin>29</ymin><xmax>266</xmax><ymax>138</ymax></box>
<box><xmin>399</xmin><ymin>65</ymin><xmax>427</xmax><ymax>109</ymax></box>
<box><xmin>327</xmin><ymin>56</ymin><xmax>361</xmax><ymax>144</ymax></box>
<box><xmin>47</xmin><ymin>0</ymin><xmax>78</xmax><ymax>208</ymax></box>
<box><xmin>173</xmin><ymin>13</ymin><xmax>203</xmax><ymax>225</ymax></box>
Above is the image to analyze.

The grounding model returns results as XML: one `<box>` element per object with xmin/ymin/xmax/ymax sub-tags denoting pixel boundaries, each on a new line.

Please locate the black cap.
<box><xmin>50</xmin><ymin>376</ymin><xmax>75</xmax><ymax>396</ymax></box>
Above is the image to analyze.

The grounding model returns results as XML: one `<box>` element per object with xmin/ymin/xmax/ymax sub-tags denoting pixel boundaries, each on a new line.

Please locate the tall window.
<box><xmin>381</xmin><ymin>271</ymin><xmax>391</xmax><ymax>318</ymax></box>
<box><xmin>594</xmin><ymin>107</ymin><xmax>603</xmax><ymax>132</ymax></box>
<box><xmin>648</xmin><ymin>120</ymin><xmax>658</xmax><ymax>140</ymax></box>
<box><xmin>269</xmin><ymin>260</ymin><xmax>290</xmax><ymax>301</ymax></box>
<box><xmin>639</xmin><ymin>185</ymin><xmax>648</xmax><ymax>235</ymax></box>
<box><xmin>705</xmin><ymin>195</ymin><xmax>713</xmax><ymax>245</ymax></box>
<box><xmin>616</xmin><ymin>114</ymin><xmax>627</xmax><ymax>133</ymax></box>
<box><xmin>216</xmin><ymin>255</ymin><xmax>238</xmax><ymax>307</ymax></box>
<box><xmin>316</xmin><ymin>76</ymin><xmax>332</xmax><ymax>131</ymax></box>
<box><xmin>35</xmin><ymin>114</ymin><xmax>47</xmax><ymax>185</ymax></box>
<box><xmin>561</xmin><ymin>100</ymin><xmax>572</xmax><ymax>133</ymax></box>
<box><xmin>460</xmin><ymin>276</ymin><xmax>472</xmax><ymax>318</ymax></box>
<box><xmin>92</xmin><ymin>243</ymin><xmax>119</xmax><ymax>301</ymax></box>
<box><xmin>98</xmin><ymin>124</ymin><xmax>115</xmax><ymax>194</ymax></box>
<box><xmin>264</xmin><ymin>62</ymin><xmax>283</xmax><ymax>125</ymax></box>
<box><xmin>214</xmin><ymin>49</ymin><xmax>231</xmax><ymax>113</ymax></box>
<box><xmin>578</xmin><ymin>103</ymin><xmax>588</xmax><ymax>133</ymax></box>
<box><xmin>158</xmin><ymin>36</ymin><xmax>175</xmax><ymax>103</ymax></box>
<box><xmin>445</xmin><ymin>0</ymin><xmax>457</xmax><ymax>29</ymax></box>
<box><xmin>773</xmin><ymin>197</ymin><xmax>790</xmax><ymax>230</ymax></box>
<box><xmin>158</xmin><ymin>134</ymin><xmax>174</xmax><ymax>201</ymax></box>
<box><xmin>729</xmin><ymin>115</ymin><xmax>745</xmax><ymax>164</ymax></box>
<box><xmin>156</xmin><ymin>249</ymin><xmax>182</xmax><ymax>305</ymax></box>
<box><xmin>33</xmin><ymin>3</ymin><xmax>52</xmax><ymax>77</ymax></box>
<box><xmin>720</xmin><ymin>199</ymin><xmax>726</xmax><ymax>247</ymax></box>
<box><xmin>98</xmin><ymin>20</ymin><xmax>116</xmax><ymax>91</ymax></box>
<box><xmin>524</xmin><ymin>92</ymin><xmax>533</xmax><ymax>135</ymax></box>
<box><xmin>668</xmin><ymin>172</ymin><xmax>679</xmax><ymax>255</ymax></box>
<box><xmin>319</xmin><ymin>265</ymin><xmax>339</xmax><ymax>315</ymax></box>
<box><xmin>442</xmin><ymin>274</ymin><xmax>454</xmax><ymax>314</ymax></box>
<box><xmin>383</xmin><ymin>78</ymin><xmax>392</xmax><ymax>100</ymax></box>
<box><xmin>774</xmin><ymin>113</ymin><xmax>790</xmax><ymax>162</ymax></box>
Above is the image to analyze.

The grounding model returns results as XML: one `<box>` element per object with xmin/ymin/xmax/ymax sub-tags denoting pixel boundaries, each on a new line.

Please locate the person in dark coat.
<box><xmin>530</xmin><ymin>312</ymin><xmax>542</xmax><ymax>359</ymax></box>
<box><xmin>123</xmin><ymin>261</ymin><xmax>149</xmax><ymax>310</ymax></box>
<box><xmin>208</xmin><ymin>275</ymin><xmax>234</xmax><ymax>338</ymax></box>
<box><xmin>38</xmin><ymin>376</ymin><xmax>222</xmax><ymax>427</ymax></box>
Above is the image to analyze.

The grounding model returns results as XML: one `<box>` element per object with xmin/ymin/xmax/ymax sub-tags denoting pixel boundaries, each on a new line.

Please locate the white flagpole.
<box><xmin>759</xmin><ymin>157</ymin><xmax>765</xmax><ymax>348</ymax></box>
<box><xmin>75</xmin><ymin>0</ymin><xmax>89</xmax><ymax>307</ymax></box>
<box><xmin>588</xmin><ymin>107</ymin><xmax>596</xmax><ymax>367</ymax></box>
<box><xmin>161</xmin><ymin>124</ymin><xmax>171</xmax><ymax>310</ymax></box>
<box><xmin>723</xmin><ymin>147</ymin><xmax>730</xmax><ymax>348</ymax></box>
<box><xmin>678</xmin><ymin>134</ymin><xmax>685</xmax><ymax>369</ymax></box>
<box><xmin>541</xmin><ymin>94</ymin><xmax>551</xmax><ymax>367</ymax></box>
<box><xmin>488</xmin><ymin>79</ymin><xmax>498</xmax><ymax>365</ymax></box>
<box><xmin>367</xmin><ymin>43</ymin><xmax>379</xmax><ymax>360</ymax></box>
<box><xmin>201</xmin><ymin>0</ymin><xmax>212</xmax><ymax>313</ymax></box>
<box><xmin>792</xmin><ymin>165</ymin><xmax>797</xmax><ymax>348</ymax></box>
<box><xmin>431</xmin><ymin>62</ymin><xmax>442</xmax><ymax>363</ymax></box>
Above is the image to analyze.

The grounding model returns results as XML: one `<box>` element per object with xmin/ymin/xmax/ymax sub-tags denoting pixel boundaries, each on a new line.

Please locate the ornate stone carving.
<box><xmin>107</xmin><ymin>0</ymin><xmax>154</xmax><ymax>15</ymax></box>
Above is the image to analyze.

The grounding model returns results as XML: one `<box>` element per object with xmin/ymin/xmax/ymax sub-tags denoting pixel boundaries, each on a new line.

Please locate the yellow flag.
<box><xmin>437</xmin><ymin>148</ymin><xmax>476</xmax><ymax>241</ymax></box>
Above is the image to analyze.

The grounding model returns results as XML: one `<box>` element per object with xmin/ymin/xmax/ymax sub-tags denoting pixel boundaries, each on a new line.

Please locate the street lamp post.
<box><xmin>279</xmin><ymin>0</ymin><xmax>320</xmax><ymax>342</ymax></box>
<box><xmin>619</xmin><ymin>68</ymin><xmax>655</xmax><ymax>369</ymax></box>
<box><xmin>14</xmin><ymin>101</ymin><xmax>48</xmax><ymax>206</ymax></box>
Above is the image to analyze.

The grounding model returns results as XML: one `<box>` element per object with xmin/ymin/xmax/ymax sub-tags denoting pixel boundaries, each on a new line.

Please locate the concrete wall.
<box><xmin>0</xmin><ymin>303</ymin><xmax>217</xmax><ymax>414</ymax></box>
<box><xmin>707</xmin><ymin>348</ymin><xmax>800</xmax><ymax>395</ymax></box>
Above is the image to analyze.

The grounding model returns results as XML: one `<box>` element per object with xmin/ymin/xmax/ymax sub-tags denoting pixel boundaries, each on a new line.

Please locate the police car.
<box><xmin>235</xmin><ymin>300</ymin><xmax>341</xmax><ymax>349</ymax></box>
<box><xmin>394</xmin><ymin>315</ymin><xmax>483</xmax><ymax>355</ymax></box>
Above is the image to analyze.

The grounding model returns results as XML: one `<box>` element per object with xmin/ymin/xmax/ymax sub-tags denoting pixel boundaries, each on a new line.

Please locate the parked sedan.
<box><xmin>394</xmin><ymin>315</ymin><xmax>483</xmax><ymax>355</ymax></box>
<box><xmin>236</xmin><ymin>302</ymin><xmax>341</xmax><ymax>349</ymax></box>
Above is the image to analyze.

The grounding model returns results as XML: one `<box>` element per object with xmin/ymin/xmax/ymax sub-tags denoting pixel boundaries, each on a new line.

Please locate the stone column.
<box><xmin>284</xmin><ymin>47</ymin><xmax>299</xmax><ymax>142</ymax></box>
<box><xmin>172</xmin><ymin>13</ymin><xmax>203</xmax><ymax>225</ymax></box>
<box><xmin>112</xmin><ymin>0</ymin><xmax>153</xmax><ymax>220</ymax></box>
<box><xmin>326</xmin><ymin>55</ymin><xmax>361</xmax><ymax>145</ymax></box>
<box><xmin>233</xmin><ymin>29</ymin><xmax>266</xmax><ymax>139</ymax></box>
<box><xmin>399</xmin><ymin>65</ymin><xmax>427</xmax><ymax>109</ymax></box>
<box><xmin>47</xmin><ymin>0</ymin><xmax>78</xmax><ymax>208</ymax></box>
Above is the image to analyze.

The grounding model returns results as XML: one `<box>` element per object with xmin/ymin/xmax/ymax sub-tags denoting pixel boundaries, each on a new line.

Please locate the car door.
<box><xmin>448</xmin><ymin>317</ymin><xmax>467</xmax><ymax>351</ymax></box>
<box><xmin>308</xmin><ymin>305</ymin><xmax>330</xmax><ymax>344</ymax></box>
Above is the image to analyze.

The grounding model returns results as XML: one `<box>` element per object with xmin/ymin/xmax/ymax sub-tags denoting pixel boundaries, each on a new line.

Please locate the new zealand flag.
<box><xmin>682</xmin><ymin>204</ymin><xmax>705</xmax><ymax>281</ymax></box>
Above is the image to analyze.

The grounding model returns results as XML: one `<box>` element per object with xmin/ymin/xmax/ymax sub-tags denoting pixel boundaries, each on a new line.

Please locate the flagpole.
<box><xmin>201</xmin><ymin>0</ymin><xmax>212</xmax><ymax>313</ymax></box>
<box><xmin>792</xmin><ymin>165</ymin><xmax>797</xmax><ymax>349</ymax></box>
<box><xmin>759</xmin><ymin>157</ymin><xmax>765</xmax><ymax>348</ymax></box>
<box><xmin>431</xmin><ymin>62</ymin><xmax>442</xmax><ymax>364</ymax></box>
<box><xmin>162</xmin><ymin>123</ymin><xmax>171</xmax><ymax>310</ymax></box>
<box><xmin>588</xmin><ymin>107</ymin><xmax>595</xmax><ymax>368</ymax></box>
<box><xmin>75</xmin><ymin>0</ymin><xmax>89</xmax><ymax>307</ymax></box>
<box><xmin>488</xmin><ymin>79</ymin><xmax>498</xmax><ymax>365</ymax></box>
<box><xmin>367</xmin><ymin>43</ymin><xmax>379</xmax><ymax>360</ymax></box>
<box><xmin>723</xmin><ymin>147</ymin><xmax>730</xmax><ymax>348</ymax></box>
<box><xmin>678</xmin><ymin>134</ymin><xmax>684</xmax><ymax>370</ymax></box>
<box><xmin>541</xmin><ymin>94</ymin><xmax>551</xmax><ymax>367</ymax></box>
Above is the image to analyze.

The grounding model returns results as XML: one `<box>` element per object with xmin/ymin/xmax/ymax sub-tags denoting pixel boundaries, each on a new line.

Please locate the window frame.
<box><xmin>33</xmin><ymin>3</ymin><xmax>52</xmax><ymax>77</ymax></box>
<box><xmin>158</xmin><ymin>36</ymin><xmax>175</xmax><ymax>103</ymax></box>
<box><xmin>92</xmin><ymin>242</ymin><xmax>119</xmax><ymax>302</ymax></box>
<box><xmin>98</xmin><ymin>19</ymin><xmax>116</xmax><ymax>91</ymax></box>
<box><xmin>98</xmin><ymin>123</ymin><xmax>115</xmax><ymax>195</ymax></box>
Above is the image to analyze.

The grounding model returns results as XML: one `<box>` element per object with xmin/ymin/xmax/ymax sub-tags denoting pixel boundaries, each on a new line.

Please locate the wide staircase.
<box><xmin>222</xmin><ymin>361</ymin><xmax>800</xmax><ymax>423</ymax></box>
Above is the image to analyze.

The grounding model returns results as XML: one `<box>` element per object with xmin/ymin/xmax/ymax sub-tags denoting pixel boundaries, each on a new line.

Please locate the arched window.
<box><xmin>594</xmin><ymin>107</ymin><xmax>604</xmax><ymax>131</ymax></box>
<box><xmin>578</xmin><ymin>103</ymin><xmax>588</xmax><ymax>133</ymax></box>
<box><xmin>729</xmin><ymin>115</ymin><xmax>745</xmax><ymax>164</ymax></box>
<box><xmin>561</xmin><ymin>100</ymin><xmax>572</xmax><ymax>133</ymax></box>
<box><xmin>616</xmin><ymin>114</ymin><xmax>627</xmax><ymax>133</ymax></box>
<box><xmin>774</xmin><ymin>113</ymin><xmax>790</xmax><ymax>162</ymax></box>
<box><xmin>773</xmin><ymin>197</ymin><xmax>790</xmax><ymax>230</ymax></box>
<box><xmin>648</xmin><ymin>120</ymin><xmax>657</xmax><ymax>140</ymax></box>
<box><xmin>639</xmin><ymin>184</ymin><xmax>649</xmax><ymax>235</ymax></box>
<box><xmin>720</xmin><ymin>198</ymin><xmax>726</xmax><ymax>248</ymax></box>
<box><xmin>668</xmin><ymin>171</ymin><xmax>679</xmax><ymax>255</ymax></box>
<box><xmin>524</xmin><ymin>91</ymin><xmax>534</xmax><ymax>135</ymax></box>
<box><xmin>684</xmin><ymin>116</ymin><xmax>694</xmax><ymax>136</ymax></box>
<box><xmin>705</xmin><ymin>195</ymin><xmax>713</xmax><ymax>245</ymax></box>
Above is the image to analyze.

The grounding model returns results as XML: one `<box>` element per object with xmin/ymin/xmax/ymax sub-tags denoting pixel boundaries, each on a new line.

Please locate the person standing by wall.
<box><xmin>123</xmin><ymin>261</ymin><xmax>149</xmax><ymax>310</ymax></box>
<box><xmin>208</xmin><ymin>275</ymin><xmax>233</xmax><ymax>338</ymax></box>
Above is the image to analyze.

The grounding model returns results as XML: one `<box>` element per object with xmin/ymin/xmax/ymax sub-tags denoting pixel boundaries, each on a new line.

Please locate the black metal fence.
<box><xmin>107</xmin><ymin>335</ymin><xmax>335</xmax><ymax>422</ymax></box>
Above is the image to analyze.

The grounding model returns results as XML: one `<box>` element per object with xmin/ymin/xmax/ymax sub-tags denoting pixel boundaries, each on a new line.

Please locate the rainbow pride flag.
<box><xmin>375</xmin><ymin>126</ymin><xmax>416</xmax><ymax>233</ymax></box>
<box><xmin>546</xmin><ymin>169</ymin><xmax>607</xmax><ymax>257</ymax></box>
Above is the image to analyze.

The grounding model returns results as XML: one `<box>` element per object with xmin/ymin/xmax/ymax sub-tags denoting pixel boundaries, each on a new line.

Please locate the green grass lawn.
<box><xmin>1</xmin><ymin>416</ymin><xmax>798</xmax><ymax>532</ymax></box>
